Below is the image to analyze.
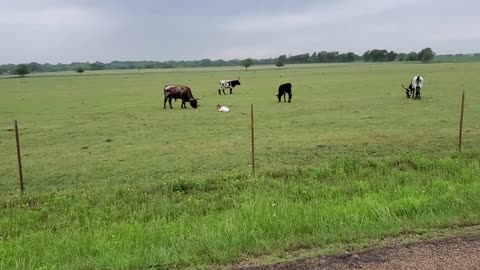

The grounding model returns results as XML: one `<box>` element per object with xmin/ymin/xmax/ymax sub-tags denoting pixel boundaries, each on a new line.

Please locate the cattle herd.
<box><xmin>163</xmin><ymin>75</ymin><xmax>424</xmax><ymax>109</ymax></box>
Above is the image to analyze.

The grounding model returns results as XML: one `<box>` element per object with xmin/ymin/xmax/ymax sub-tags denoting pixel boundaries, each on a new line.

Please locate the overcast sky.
<box><xmin>1</xmin><ymin>0</ymin><xmax>479</xmax><ymax>64</ymax></box>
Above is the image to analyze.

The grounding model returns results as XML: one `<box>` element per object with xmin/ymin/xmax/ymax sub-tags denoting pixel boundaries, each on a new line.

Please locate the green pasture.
<box><xmin>0</xmin><ymin>62</ymin><xmax>479</xmax><ymax>269</ymax></box>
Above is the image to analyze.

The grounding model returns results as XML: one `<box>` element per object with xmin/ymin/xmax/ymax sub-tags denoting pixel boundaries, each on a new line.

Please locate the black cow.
<box><xmin>219</xmin><ymin>79</ymin><xmax>241</xmax><ymax>95</ymax></box>
<box><xmin>163</xmin><ymin>85</ymin><xmax>201</xmax><ymax>109</ymax></box>
<box><xmin>277</xmin><ymin>83</ymin><xmax>292</xmax><ymax>103</ymax></box>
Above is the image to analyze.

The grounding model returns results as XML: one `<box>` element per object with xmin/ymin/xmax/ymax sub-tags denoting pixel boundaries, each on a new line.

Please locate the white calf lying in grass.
<box><xmin>217</xmin><ymin>104</ymin><xmax>230</xmax><ymax>112</ymax></box>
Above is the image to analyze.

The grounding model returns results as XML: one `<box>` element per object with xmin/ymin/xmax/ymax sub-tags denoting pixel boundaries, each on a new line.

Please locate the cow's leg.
<box><xmin>288</xmin><ymin>92</ymin><xmax>292</xmax><ymax>103</ymax></box>
<box><xmin>230</xmin><ymin>88</ymin><xmax>232</xmax><ymax>94</ymax></box>
<box><xmin>222</xmin><ymin>88</ymin><xmax>226</xmax><ymax>95</ymax></box>
<box><xmin>218</xmin><ymin>88</ymin><xmax>221</xmax><ymax>95</ymax></box>
<box><xmin>164</xmin><ymin>97</ymin><xmax>168</xmax><ymax>109</ymax></box>
<box><xmin>283</xmin><ymin>93</ymin><xmax>286</xmax><ymax>102</ymax></box>
<box><xmin>168</xmin><ymin>98</ymin><xmax>173</xmax><ymax>109</ymax></box>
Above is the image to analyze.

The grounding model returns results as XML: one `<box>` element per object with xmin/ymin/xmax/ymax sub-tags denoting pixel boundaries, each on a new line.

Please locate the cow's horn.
<box><xmin>196</xmin><ymin>96</ymin><xmax>203</xmax><ymax>100</ymax></box>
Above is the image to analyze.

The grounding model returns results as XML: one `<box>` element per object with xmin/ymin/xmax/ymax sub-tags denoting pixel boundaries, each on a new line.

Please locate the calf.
<box><xmin>218</xmin><ymin>79</ymin><xmax>241</xmax><ymax>95</ymax></box>
<box><xmin>163</xmin><ymin>85</ymin><xmax>201</xmax><ymax>109</ymax></box>
<box><xmin>277</xmin><ymin>83</ymin><xmax>292</xmax><ymax>103</ymax></box>
<box><xmin>216</xmin><ymin>104</ymin><xmax>230</xmax><ymax>112</ymax></box>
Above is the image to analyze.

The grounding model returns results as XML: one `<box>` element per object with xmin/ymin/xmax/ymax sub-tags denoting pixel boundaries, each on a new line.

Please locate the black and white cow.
<box><xmin>276</xmin><ymin>83</ymin><xmax>292</xmax><ymax>103</ymax></box>
<box><xmin>402</xmin><ymin>75</ymin><xmax>424</xmax><ymax>100</ymax></box>
<box><xmin>218</xmin><ymin>79</ymin><xmax>241</xmax><ymax>95</ymax></box>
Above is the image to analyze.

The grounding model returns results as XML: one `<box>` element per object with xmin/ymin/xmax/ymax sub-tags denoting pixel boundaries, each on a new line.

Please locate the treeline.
<box><xmin>433</xmin><ymin>53</ymin><xmax>480</xmax><ymax>63</ymax></box>
<box><xmin>362</xmin><ymin>48</ymin><xmax>435</xmax><ymax>62</ymax></box>
<box><xmin>0</xmin><ymin>60</ymin><xmax>244</xmax><ymax>74</ymax></box>
<box><xmin>0</xmin><ymin>47</ymin><xmax>443</xmax><ymax>76</ymax></box>
<box><xmin>276</xmin><ymin>51</ymin><xmax>361</xmax><ymax>64</ymax></box>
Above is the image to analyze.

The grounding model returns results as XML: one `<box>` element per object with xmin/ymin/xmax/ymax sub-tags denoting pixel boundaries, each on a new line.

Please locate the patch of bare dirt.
<box><xmin>233</xmin><ymin>235</ymin><xmax>480</xmax><ymax>270</ymax></box>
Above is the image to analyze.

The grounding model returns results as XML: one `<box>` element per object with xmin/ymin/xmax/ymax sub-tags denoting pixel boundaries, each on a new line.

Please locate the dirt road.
<box><xmin>234</xmin><ymin>234</ymin><xmax>480</xmax><ymax>270</ymax></box>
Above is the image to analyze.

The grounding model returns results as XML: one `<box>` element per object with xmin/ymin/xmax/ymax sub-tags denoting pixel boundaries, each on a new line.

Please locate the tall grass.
<box><xmin>1</xmin><ymin>153</ymin><xmax>479</xmax><ymax>269</ymax></box>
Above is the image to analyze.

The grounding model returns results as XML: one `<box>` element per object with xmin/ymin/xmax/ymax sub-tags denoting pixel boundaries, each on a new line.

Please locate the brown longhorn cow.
<box><xmin>163</xmin><ymin>85</ymin><xmax>202</xmax><ymax>109</ymax></box>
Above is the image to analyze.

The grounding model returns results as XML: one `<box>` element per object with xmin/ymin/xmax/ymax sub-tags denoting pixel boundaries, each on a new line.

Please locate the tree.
<box><xmin>345</xmin><ymin>52</ymin><xmax>358</xmax><ymax>62</ymax></box>
<box><xmin>372</xmin><ymin>49</ymin><xmax>388</xmax><ymax>62</ymax></box>
<box><xmin>198</xmin><ymin>59</ymin><xmax>212</xmax><ymax>67</ymax></box>
<box><xmin>90</xmin><ymin>61</ymin><xmax>105</xmax><ymax>70</ymax></box>
<box><xmin>397</xmin><ymin>53</ymin><xmax>407</xmax><ymax>61</ymax></box>
<box><xmin>362</xmin><ymin>50</ymin><xmax>372</xmax><ymax>62</ymax></box>
<box><xmin>14</xmin><ymin>64</ymin><xmax>30</xmax><ymax>77</ymax></box>
<box><xmin>309</xmin><ymin>52</ymin><xmax>317</xmax><ymax>63</ymax></box>
<box><xmin>275</xmin><ymin>60</ymin><xmax>285</xmax><ymax>68</ymax></box>
<box><xmin>417</xmin><ymin>47</ymin><xmax>435</xmax><ymax>63</ymax></box>
<box><xmin>406</xmin><ymin>52</ymin><xmax>418</xmax><ymax>61</ymax></box>
<box><xmin>76</xmin><ymin>67</ymin><xmax>85</xmax><ymax>74</ymax></box>
<box><xmin>288</xmin><ymin>53</ymin><xmax>310</xmax><ymax>63</ymax></box>
<box><xmin>278</xmin><ymin>55</ymin><xmax>287</xmax><ymax>63</ymax></box>
<box><xmin>325</xmin><ymin>51</ymin><xmax>339</xmax><ymax>63</ymax></box>
<box><xmin>29</xmin><ymin>62</ymin><xmax>44</xmax><ymax>72</ymax></box>
<box><xmin>241</xmin><ymin>58</ymin><xmax>254</xmax><ymax>71</ymax></box>
<box><xmin>386</xmin><ymin>51</ymin><xmax>397</xmax><ymax>61</ymax></box>
<box><xmin>318</xmin><ymin>51</ymin><xmax>328</xmax><ymax>63</ymax></box>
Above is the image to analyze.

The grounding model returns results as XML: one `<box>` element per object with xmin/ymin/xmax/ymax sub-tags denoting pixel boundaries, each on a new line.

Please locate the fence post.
<box><xmin>251</xmin><ymin>104</ymin><xmax>255</xmax><ymax>174</ymax></box>
<box><xmin>14</xmin><ymin>120</ymin><xmax>24</xmax><ymax>194</ymax></box>
<box><xmin>458</xmin><ymin>90</ymin><xmax>465</xmax><ymax>152</ymax></box>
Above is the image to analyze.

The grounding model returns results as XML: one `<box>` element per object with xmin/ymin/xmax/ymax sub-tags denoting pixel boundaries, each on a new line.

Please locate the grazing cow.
<box><xmin>276</xmin><ymin>83</ymin><xmax>292</xmax><ymax>103</ymax></box>
<box><xmin>402</xmin><ymin>75</ymin><xmax>424</xmax><ymax>100</ymax></box>
<box><xmin>216</xmin><ymin>104</ymin><xmax>230</xmax><ymax>112</ymax></box>
<box><xmin>218</xmin><ymin>79</ymin><xmax>241</xmax><ymax>95</ymax></box>
<box><xmin>163</xmin><ymin>85</ymin><xmax>201</xmax><ymax>109</ymax></box>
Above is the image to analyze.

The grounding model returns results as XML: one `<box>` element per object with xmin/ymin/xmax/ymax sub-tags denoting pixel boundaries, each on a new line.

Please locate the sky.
<box><xmin>0</xmin><ymin>0</ymin><xmax>479</xmax><ymax>64</ymax></box>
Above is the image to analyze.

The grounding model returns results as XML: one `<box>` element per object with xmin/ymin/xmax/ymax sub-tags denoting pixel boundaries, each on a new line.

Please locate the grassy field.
<box><xmin>1</xmin><ymin>62</ymin><xmax>480</xmax><ymax>269</ymax></box>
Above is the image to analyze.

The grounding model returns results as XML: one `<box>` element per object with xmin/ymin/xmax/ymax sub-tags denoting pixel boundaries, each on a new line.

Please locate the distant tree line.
<box><xmin>363</xmin><ymin>48</ymin><xmax>435</xmax><ymax>63</ymax></box>
<box><xmin>0</xmin><ymin>47</ymin><xmax>450</xmax><ymax>76</ymax></box>
<box><xmin>433</xmin><ymin>53</ymin><xmax>480</xmax><ymax>63</ymax></box>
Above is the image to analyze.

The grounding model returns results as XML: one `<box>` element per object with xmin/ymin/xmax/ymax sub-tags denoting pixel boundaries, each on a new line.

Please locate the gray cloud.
<box><xmin>0</xmin><ymin>0</ymin><xmax>479</xmax><ymax>64</ymax></box>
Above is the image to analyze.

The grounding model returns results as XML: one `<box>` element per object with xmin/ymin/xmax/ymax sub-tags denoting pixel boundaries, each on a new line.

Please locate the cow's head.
<box><xmin>230</xmin><ymin>80</ymin><xmax>241</xmax><ymax>87</ymax></box>
<box><xmin>415</xmin><ymin>76</ymin><xmax>422</xmax><ymax>84</ymax></box>
<box><xmin>402</xmin><ymin>84</ymin><xmax>411</xmax><ymax>98</ymax></box>
<box><xmin>189</xmin><ymin>96</ymin><xmax>202</xmax><ymax>108</ymax></box>
<box><xmin>189</xmin><ymin>99</ymin><xmax>198</xmax><ymax>108</ymax></box>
